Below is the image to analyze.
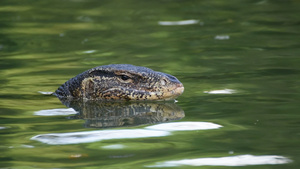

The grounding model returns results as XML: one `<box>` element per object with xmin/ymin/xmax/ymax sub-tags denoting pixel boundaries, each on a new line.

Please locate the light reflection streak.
<box><xmin>31</xmin><ymin>122</ymin><xmax>222</xmax><ymax>145</ymax></box>
<box><xmin>204</xmin><ymin>89</ymin><xmax>236</xmax><ymax>94</ymax></box>
<box><xmin>31</xmin><ymin>129</ymin><xmax>170</xmax><ymax>145</ymax></box>
<box><xmin>146</xmin><ymin>122</ymin><xmax>222</xmax><ymax>131</ymax></box>
<box><xmin>34</xmin><ymin>108</ymin><xmax>77</xmax><ymax>116</ymax></box>
<box><xmin>147</xmin><ymin>155</ymin><xmax>292</xmax><ymax>167</ymax></box>
<box><xmin>158</xmin><ymin>20</ymin><xmax>200</xmax><ymax>26</ymax></box>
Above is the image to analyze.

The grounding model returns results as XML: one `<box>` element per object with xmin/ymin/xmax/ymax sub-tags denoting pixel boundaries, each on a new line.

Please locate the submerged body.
<box><xmin>55</xmin><ymin>64</ymin><xmax>184</xmax><ymax>101</ymax></box>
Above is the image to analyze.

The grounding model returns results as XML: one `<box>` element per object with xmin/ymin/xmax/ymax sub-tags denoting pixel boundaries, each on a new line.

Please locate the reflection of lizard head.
<box><xmin>63</xmin><ymin>100</ymin><xmax>185</xmax><ymax>128</ymax></box>
<box><xmin>55</xmin><ymin>64</ymin><xmax>184</xmax><ymax>101</ymax></box>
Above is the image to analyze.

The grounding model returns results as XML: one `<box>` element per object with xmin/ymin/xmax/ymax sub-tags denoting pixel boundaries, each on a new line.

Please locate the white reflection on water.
<box><xmin>158</xmin><ymin>20</ymin><xmax>200</xmax><ymax>26</ymax></box>
<box><xmin>204</xmin><ymin>89</ymin><xmax>236</xmax><ymax>94</ymax></box>
<box><xmin>31</xmin><ymin>129</ymin><xmax>170</xmax><ymax>145</ymax></box>
<box><xmin>82</xmin><ymin>50</ymin><xmax>96</xmax><ymax>54</ymax></box>
<box><xmin>146</xmin><ymin>122</ymin><xmax>222</xmax><ymax>131</ymax></box>
<box><xmin>102</xmin><ymin>144</ymin><xmax>126</xmax><ymax>149</ymax></box>
<box><xmin>147</xmin><ymin>155</ymin><xmax>292</xmax><ymax>167</ymax></box>
<box><xmin>214</xmin><ymin>35</ymin><xmax>230</xmax><ymax>40</ymax></box>
<box><xmin>38</xmin><ymin>91</ymin><xmax>54</xmax><ymax>95</ymax></box>
<box><xmin>31</xmin><ymin>122</ymin><xmax>222</xmax><ymax>145</ymax></box>
<box><xmin>34</xmin><ymin>108</ymin><xmax>77</xmax><ymax>116</ymax></box>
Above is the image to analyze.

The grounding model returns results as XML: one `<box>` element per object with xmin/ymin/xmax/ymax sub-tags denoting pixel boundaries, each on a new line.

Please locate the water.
<box><xmin>1</xmin><ymin>0</ymin><xmax>300</xmax><ymax>168</ymax></box>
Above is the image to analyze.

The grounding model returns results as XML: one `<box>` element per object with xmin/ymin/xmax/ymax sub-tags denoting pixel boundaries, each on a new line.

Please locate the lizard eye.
<box><xmin>120</xmin><ymin>75</ymin><xmax>130</xmax><ymax>81</ymax></box>
<box><xmin>115</xmin><ymin>71</ymin><xmax>134</xmax><ymax>83</ymax></box>
<box><xmin>161</xmin><ymin>79</ymin><xmax>168</xmax><ymax>86</ymax></box>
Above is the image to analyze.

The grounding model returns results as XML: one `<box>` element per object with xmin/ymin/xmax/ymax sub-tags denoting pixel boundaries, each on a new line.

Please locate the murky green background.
<box><xmin>1</xmin><ymin>0</ymin><xmax>300</xmax><ymax>168</ymax></box>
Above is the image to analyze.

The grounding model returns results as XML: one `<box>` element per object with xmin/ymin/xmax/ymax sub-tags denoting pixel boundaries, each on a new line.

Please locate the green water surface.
<box><xmin>1</xmin><ymin>0</ymin><xmax>300</xmax><ymax>168</ymax></box>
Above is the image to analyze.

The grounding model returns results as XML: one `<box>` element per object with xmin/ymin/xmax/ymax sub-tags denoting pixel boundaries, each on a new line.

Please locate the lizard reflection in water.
<box><xmin>59</xmin><ymin>99</ymin><xmax>185</xmax><ymax>128</ymax></box>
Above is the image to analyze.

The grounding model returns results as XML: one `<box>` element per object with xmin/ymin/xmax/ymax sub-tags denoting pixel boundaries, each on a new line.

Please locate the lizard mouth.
<box><xmin>102</xmin><ymin>83</ymin><xmax>184</xmax><ymax>101</ymax></box>
<box><xmin>163</xmin><ymin>83</ymin><xmax>184</xmax><ymax>100</ymax></box>
<box><xmin>174</xmin><ymin>85</ymin><xmax>184</xmax><ymax>96</ymax></box>
<box><xmin>143</xmin><ymin>82</ymin><xmax>184</xmax><ymax>101</ymax></box>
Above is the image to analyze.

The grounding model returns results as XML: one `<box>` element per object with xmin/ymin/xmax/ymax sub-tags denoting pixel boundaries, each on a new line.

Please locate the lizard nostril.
<box><xmin>176</xmin><ymin>83</ymin><xmax>183</xmax><ymax>88</ymax></box>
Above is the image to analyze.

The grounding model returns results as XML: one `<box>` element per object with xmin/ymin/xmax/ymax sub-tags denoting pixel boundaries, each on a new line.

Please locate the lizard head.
<box><xmin>56</xmin><ymin>64</ymin><xmax>184</xmax><ymax>101</ymax></box>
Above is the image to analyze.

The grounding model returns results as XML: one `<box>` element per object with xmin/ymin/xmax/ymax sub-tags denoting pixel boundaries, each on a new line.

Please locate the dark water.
<box><xmin>1</xmin><ymin>0</ymin><xmax>300</xmax><ymax>168</ymax></box>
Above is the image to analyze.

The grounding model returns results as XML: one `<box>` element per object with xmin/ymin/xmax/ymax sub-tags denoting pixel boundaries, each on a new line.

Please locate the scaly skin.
<box><xmin>54</xmin><ymin>64</ymin><xmax>184</xmax><ymax>101</ymax></box>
